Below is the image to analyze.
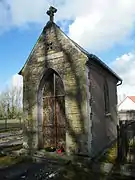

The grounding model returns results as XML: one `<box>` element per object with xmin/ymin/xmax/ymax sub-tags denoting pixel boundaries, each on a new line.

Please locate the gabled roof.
<box><xmin>128</xmin><ymin>96</ymin><xmax>135</xmax><ymax>103</ymax></box>
<box><xmin>118</xmin><ymin>96</ymin><xmax>135</xmax><ymax>107</ymax></box>
<box><xmin>18</xmin><ymin>21</ymin><xmax>122</xmax><ymax>82</ymax></box>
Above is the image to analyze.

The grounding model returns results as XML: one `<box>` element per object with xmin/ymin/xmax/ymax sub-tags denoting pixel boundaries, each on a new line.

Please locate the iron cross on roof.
<box><xmin>46</xmin><ymin>6</ymin><xmax>57</xmax><ymax>22</ymax></box>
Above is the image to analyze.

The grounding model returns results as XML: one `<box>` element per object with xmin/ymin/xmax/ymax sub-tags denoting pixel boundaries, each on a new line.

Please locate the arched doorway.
<box><xmin>42</xmin><ymin>71</ymin><xmax>65</xmax><ymax>150</ymax></box>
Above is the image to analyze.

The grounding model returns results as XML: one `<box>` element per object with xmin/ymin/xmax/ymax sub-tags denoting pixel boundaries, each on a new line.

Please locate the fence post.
<box><xmin>121</xmin><ymin>122</ymin><xmax>125</xmax><ymax>162</ymax></box>
<box><xmin>117</xmin><ymin>121</ymin><xmax>124</xmax><ymax>162</ymax></box>
<box><xmin>19</xmin><ymin>117</ymin><xmax>21</xmax><ymax>128</ymax></box>
<box><xmin>117</xmin><ymin>124</ymin><xmax>121</xmax><ymax>162</ymax></box>
<box><xmin>5</xmin><ymin>118</ymin><xmax>7</xmax><ymax>129</ymax></box>
<box><xmin>124</xmin><ymin>121</ymin><xmax>128</xmax><ymax>159</ymax></box>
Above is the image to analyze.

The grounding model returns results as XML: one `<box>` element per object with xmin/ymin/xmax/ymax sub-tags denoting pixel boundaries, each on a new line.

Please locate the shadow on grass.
<box><xmin>53</xmin><ymin>163</ymin><xmax>107</xmax><ymax>180</ymax></box>
<box><xmin>0</xmin><ymin>154</ymin><xmax>30</xmax><ymax>169</ymax></box>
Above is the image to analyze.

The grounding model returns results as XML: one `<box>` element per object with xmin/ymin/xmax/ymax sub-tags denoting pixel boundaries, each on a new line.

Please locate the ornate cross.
<box><xmin>46</xmin><ymin>6</ymin><xmax>57</xmax><ymax>22</ymax></box>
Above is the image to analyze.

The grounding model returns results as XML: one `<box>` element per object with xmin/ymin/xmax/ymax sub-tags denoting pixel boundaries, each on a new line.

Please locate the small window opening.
<box><xmin>46</xmin><ymin>42</ymin><xmax>53</xmax><ymax>51</ymax></box>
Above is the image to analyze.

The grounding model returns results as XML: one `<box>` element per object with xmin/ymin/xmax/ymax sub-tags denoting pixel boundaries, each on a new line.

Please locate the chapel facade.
<box><xmin>19</xmin><ymin>6</ymin><xmax>122</xmax><ymax>156</ymax></box>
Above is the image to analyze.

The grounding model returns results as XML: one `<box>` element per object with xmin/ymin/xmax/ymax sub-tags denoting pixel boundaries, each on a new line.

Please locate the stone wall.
<box><xmin>88</xmin><ymin>60</ymin><xmax>118</xmax><ymax>157</ymax></box>
<box><xmin>22</xmin><ymin>22</ymin><xmax>89</xmax><ymax>155</ymax></box>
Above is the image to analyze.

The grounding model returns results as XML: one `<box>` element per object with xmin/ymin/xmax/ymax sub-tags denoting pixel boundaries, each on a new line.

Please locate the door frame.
<box><xmin>37</xmin><ymin>68</ymin><xmax>66</xmax><ymax>149</ymax></box>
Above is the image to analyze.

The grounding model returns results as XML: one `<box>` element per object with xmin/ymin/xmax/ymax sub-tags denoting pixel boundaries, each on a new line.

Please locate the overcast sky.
<box><xmin>0</xmin><ymin>0</ymin><xmax>135</xmax><ymax>102</ymax></box>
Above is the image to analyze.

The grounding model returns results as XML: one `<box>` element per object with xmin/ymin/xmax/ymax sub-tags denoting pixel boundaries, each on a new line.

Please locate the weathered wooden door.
<box><xmin>43</xmin><ymin>72</ymin><xmax>65</xmax><ymax>149</ymax></box>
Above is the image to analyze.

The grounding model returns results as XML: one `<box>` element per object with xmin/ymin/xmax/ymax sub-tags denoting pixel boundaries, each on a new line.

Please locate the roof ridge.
<box><xmin>18</xmin><ymin>21</ymin><xmax>122</xmax><ymax>82</ymax></box>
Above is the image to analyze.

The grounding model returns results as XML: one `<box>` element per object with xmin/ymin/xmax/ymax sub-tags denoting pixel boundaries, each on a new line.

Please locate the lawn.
<box><xmin>0</xmin><ymin>119</ymin><xmax>22</xmax><ymax>130</ymax></box>
<box><xmin>0</xmin><ymin>155</ymin><xmax>24</xmax><ymax>168</ymax></box>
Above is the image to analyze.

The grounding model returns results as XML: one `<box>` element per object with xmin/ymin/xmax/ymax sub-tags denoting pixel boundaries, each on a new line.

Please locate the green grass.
<box><xmin>0</xmin><ymin>119</ymin><xmax>22</xmax><ymax>129</ymax></box>
<box><xmin>54</xmin><ymin>163</ymin><xmax>106</xmax><ymax>180</ymax></box>
<box><xmin>0</xmin><ymin>155</ymin><xmax>26</xmax><ymax>168</ymax></box>
<box><xmin>98</xmin><ymin>143</ymin><xmax>117</xmax><ymax>164</ymax></box>
<box><xmin>129</xmin><ymin>138</ymin><xmax>135</xmax><ymax>147</ymax></box>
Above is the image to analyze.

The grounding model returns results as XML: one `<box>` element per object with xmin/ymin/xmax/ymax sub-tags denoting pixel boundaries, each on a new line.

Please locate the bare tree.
<box><xmin>0</xmin><ymin>86</ymin><xmax>23</xmax><ymax>119</ymax></box>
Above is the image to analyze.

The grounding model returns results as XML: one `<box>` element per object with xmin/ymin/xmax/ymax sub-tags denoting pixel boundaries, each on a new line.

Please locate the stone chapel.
<box><xmin>19</xmin><ymin>6</ymin><xmax>122</xmax><ymax>157</ymax></box>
